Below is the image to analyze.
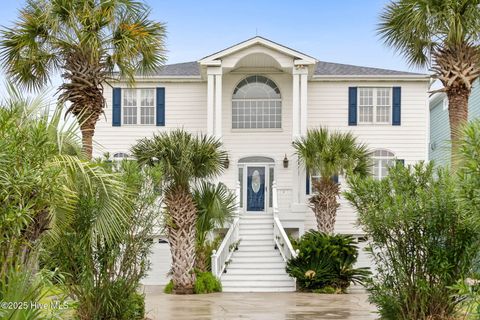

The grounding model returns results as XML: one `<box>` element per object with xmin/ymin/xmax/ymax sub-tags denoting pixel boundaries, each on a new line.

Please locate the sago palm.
<box><xmin>0</xmin><ymin>0</ymin><xmax>167</xmax><ymax>158</ymax></box>
<box><xmin>193</xmin><ymin>182</ymin><xmax>236</xmax><ymax>272</ymax></box>
<box><xmin>293</xmin><ymin>128</ymin><xmax>369</xmax><ymax>234</ymax></box>
<box><xmin>132</xmin><ymin>130</ymin><xmax>227</xmax><ymax>294</ymax></box>
<box><xmin>378</xmin><ymin>0</ymin><xmax>480</xmax><ymax>161</ymax></box>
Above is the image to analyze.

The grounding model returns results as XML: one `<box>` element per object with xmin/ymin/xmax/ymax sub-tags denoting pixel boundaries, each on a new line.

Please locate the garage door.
<box><xmin>142</xmin><ymin>237</ymin><xmax>172</xmax><ymax>285</ymax></box>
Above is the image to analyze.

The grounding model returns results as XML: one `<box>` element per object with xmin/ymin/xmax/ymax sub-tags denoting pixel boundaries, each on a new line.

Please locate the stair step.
<box><xmin>225</xmin><ymin>268</ymin><xmax>286</xmax><ymax>275</ymax></box>
<box><xmin>240</xmin><ymin>240</ymin><xmax>275</xmax><ymax>247</ymax></box>
<box><xmin>222</xmin><ymin>286</ymin><xmax>295</xmax><ymax>292</ymax></box>
<box><xmin>240</xmin><ymin>229</ymin><xmax>273</xmax><ymax>236</ymax></box>
<box><xmin>240</xmin><ymin>220</ymin><xmax>273</xmax><ymax>226</ymax></box>
<box><xmin>233</xmin><ymin>251</ymin><xmax>280</xmax><ymax>257</ymax></box>
<box><xmin>222</xmin><ymin>274</ymin><xmax>293</xmax><ymax>281</ymax></box>
<box><xmin>237</xmin><ymin>245</ymin><xmax>275</xmax><ymax>252</ymax></box>
<box><xmin>228</xmin><ymin>263</ymin><xmax>286</xmax><ymax>269</ymax></box>
<box><xmin>221</xmin><ymin>280</ymin><xmax>294</xmax><ymax>287</ymax></box>
<box><xmin>239</xmin><ymin>234</ymin><xmax>273</xmax><ymax>241</ymax></box>
<box><xmin>230</xmin><ymin>256</ymin><xmax>284</xmax><ymax>263</ymax></box>
<box><xmin>239</xmin><ymin>223</ymin><xmax>273</xmax><ymax>229</ymax></box>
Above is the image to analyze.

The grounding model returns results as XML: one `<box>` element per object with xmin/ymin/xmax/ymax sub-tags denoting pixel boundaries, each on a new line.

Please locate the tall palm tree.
<box><xmin>193</xmin><ymin>182</ymin><xmax>236</xmax><ymax>272</ymax></box>
<box><xmin>132</xmin><ymin>130</ymin><xmax>227</xmax><ymax>294</ymax></box>
<box><xmin>378</xmin><ymin>0</ymin><xmax>480</xmax><ymax>161</ymax></box>
<box><xmin>293</xmin><ymin>128</ymin><xmax>369</xmax><ymax>234</ymax></box>
<box><xmin>0</xmin><ymin>0</ymin><xmax>167</xmax><ymax>159</ymax></box>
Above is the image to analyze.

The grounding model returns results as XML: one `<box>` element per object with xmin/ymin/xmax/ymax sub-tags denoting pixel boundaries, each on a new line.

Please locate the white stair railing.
<box><xmin>211</xmin><ymin>181</ymin><xmax>241</xmax><ymax>278</ymax></box>
<box><xmin>272</xmin><ymin>181</ymin><xmax>299</xmax><ymax>261</ymax></box>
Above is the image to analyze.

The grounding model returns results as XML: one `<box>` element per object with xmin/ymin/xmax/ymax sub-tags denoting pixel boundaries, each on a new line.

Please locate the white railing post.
<box><xmin>211</xmin><ymin>250</ymin><xmax>218</xmax><ymax>277</ymax></box>
<box><xmin>235</xmin><ymin>181</ymin><xmax>241</xmax><ymax>218</ymax></box>
<box><xmin>272</xmin><ymin>180</ymin><xmax>298</xmax><ymax>262</ymax></box>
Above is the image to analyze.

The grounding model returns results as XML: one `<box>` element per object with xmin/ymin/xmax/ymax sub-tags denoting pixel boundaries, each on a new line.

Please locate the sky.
<box><xmin>0</xmin><ymin>0</ymin><xmax>426</xmax><ymax>96</ymax></box>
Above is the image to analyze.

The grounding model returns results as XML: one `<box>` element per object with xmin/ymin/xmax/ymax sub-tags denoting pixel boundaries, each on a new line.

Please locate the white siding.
<box><xmin>93</xmin><ymin>82</ymin><xmax>207</xmax><ymax>157</ymax></box>
<box><xmin>94</xmin><ymin>76</ymin><xmax>428</xmax><ymax>237</ymax></box>
<box><xmin>304</xmin><ymin>81</ymin><xmax>429</xmax><ymax>234</ymax></box>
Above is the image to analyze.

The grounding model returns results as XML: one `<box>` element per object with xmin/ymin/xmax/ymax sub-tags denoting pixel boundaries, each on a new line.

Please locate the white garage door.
<box><xmin>142</xmin><ymin>237</ymin><xmax>172</xmax><ymax>285</ymax></box>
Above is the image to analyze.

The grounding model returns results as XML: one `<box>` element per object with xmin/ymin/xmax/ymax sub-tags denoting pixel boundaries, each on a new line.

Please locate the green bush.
<box><xmin>164</xmin><ymin>272</ymin><xmax>222</xmax><ymax>294</ymax></box>
<box><xmin>164</xmin><ymin>281</ymin><xmax>173</xmax><ymax>294</ymax></box>
<box><xmin>345</xmin><ymin>162</ymin><xmax>480</xmax><ymax>320</ymax></box>
<box><xmin>286</xmin><ymin>231</ymin><xmax>369</xmax><ymax>292</ymax></box>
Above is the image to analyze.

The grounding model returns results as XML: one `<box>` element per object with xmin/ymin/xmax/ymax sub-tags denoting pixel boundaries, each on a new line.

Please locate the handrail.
<box><xmin>211</xmin><ymin>182</ymin><xmax>241</xmax><ymax>278</ymax></box>
<box><xmin>272</xmin><ymin>181</ymin><xmax>298</xmax><ymax>262</ymax></box>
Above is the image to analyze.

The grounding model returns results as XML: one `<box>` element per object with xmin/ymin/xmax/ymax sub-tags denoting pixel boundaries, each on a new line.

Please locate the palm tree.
<box><xmin>0</xmin><ymin>0</ymin><xmax>167</xmax><ymax>159</ymax></box>
<box><xmin>378</xmin><ymin>0</ymin><xmax>480</xmax><ymax>161</ymax></box>
<box><xmin>193</xmin><ymin>182</ymin><xmax>236</xmax><ymax>272</ymax></box>
<box><xmin>0</xmin><ymin>84</ymin><xmax>128</xmax><ymax>278</ymax></box>
<box><xmin>132</xmin><ymin>130</ymin><xmax>227</xmax><ymax>294</ymax></box>
<box><xmin>293</xmin><ymin>128</ymin><xmax>369</xmax><ymax>234</ymax></box>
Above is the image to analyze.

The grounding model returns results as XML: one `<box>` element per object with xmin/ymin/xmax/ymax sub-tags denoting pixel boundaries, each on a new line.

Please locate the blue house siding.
<box><xmin>429</xmin><ymin>79</ymin><xmax>480</xmax><ymax>166</ymax></box>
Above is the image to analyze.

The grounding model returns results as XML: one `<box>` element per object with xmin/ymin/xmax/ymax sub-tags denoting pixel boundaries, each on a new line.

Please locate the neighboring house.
<box><xmin>429</xmin><ymin>79</ymin><xmax>480</xmax><ymax>166</ymax></box>
<box><xmin>94</xmin><ymin>37</ymin><xmax>429</xmax><ymax>291</ymax></box>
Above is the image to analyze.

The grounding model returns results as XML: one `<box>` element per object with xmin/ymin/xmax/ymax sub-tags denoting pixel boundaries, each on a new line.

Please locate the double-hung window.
<box><xmin>122</xmin><ymin>88</ymin><xmax>156</xmax><ymax>125</ymax></box>
<box><xmin>371</xmin><ymin>150</ymin><xmax>395</xmax><ymax>180</ymax></box>
<box><xmin>358</xmin><ymin>88</ymin><xmax>392</xmax><ymax>124</ymax></box>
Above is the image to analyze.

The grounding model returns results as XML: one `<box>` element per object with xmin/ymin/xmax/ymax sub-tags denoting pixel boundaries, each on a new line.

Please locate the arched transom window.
<box><xmin>371</xmin><ymin>149</ymin><xmax>395</xmax><ymax>180</ymax></box>
<box><xmin>232</xmin><ymin>75</ymin><xmax>281</xmax><ymax>129</ymax></box>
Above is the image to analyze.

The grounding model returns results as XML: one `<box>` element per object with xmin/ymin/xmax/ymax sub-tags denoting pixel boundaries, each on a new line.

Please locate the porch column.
<box><xmin>214</xmin><ymin>73</ymin><xmax>222</xmax><ymax>138</ymax></box>
<box><xmin>207</xmin><ymin>66</ymin><xmax>222</xmax><ymax>138</ymax></box>
<box><xmin>292</xmin><ymin>71</ymin><xmax>300</xmax><ymax>139</ymax></box>
<box><xmin>207</xmin><ymin>72</ymin><xmax>215</xmax><ymax>136</ymax></box>
<box><xmin>299</xmin><ymin>66</ymin><xmax>308</xmax><ymax>136</ymax></box>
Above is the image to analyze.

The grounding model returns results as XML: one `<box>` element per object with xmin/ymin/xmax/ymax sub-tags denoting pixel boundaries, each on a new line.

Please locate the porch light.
<box><xmin>283</xmin><ymin>154</ymin><xmax>289</xmax><ymax>168</ymax></box>
<box><xmin>224</xmin><ymin>155</ymin><xmax>230</xmax><ymax>169</ymax></box>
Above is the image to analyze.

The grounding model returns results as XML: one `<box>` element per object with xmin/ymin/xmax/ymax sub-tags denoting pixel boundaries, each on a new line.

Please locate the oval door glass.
<box><xmin>251</xmin><ymin>170</ymin><xmax>261</xmax><ymax>193</ymax></box>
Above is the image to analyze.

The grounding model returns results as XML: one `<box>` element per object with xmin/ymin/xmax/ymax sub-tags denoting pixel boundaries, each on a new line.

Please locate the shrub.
<box><xmin>286</xmin><ymin>230</ymin><xmax>369</xmax><ymax>292</ymax></box>
<box><xmin>345</xmin><ymin>162</ymin><xmax>480</xmax><ymax>320</ymax></box>
<box><xmin>194</xmin><ymin>272</ymin><xmax>222</xmax><ymax>294</ymax></box>
<box><xmin>164</xmin><ymin>272</ymin><xmax>222</xmax><ymax>294</ymax></box>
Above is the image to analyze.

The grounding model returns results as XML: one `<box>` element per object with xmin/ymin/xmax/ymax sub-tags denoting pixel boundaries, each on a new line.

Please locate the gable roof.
<box><xmin>199</xmin><ymin>36</ymin><xmax>317</xmax><ymax>65</ymax></box>
<box><xmin>151</xmin><ymin>60</ymin><xmax>423</xmax><ymax>77</ymax></box>
<box><xmin>314</xmin><ymin>61</ymin><xmax>424</xmax><ymax>76</ymax></box>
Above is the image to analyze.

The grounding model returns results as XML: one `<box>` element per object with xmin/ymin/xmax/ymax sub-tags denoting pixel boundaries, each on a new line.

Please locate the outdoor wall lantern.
<box><xmin>224</xmin><ymin>155</ymin><xmax>230</xmax><ymax>169</ymax></box>
<box><xmin>283</xmin><ymin>154</ymin><xmax>289</xmax><ymax>168</ymax></box>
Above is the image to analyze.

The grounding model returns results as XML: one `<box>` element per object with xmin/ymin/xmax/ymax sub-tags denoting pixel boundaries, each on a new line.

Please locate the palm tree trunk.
<box><xmin>80</xmin><ymin>122</ymin><xmax>94</xmax><ymax>159</ymax></box>
<box><xmin>165</xmin><ymin>186</ymin><xmax>197</xmax><ymax>294</ymax></box>
<box><xmin>447</xmin><ymin>87</ymin><xmax>470</xmax><ymax>167</ymax></box>
<box><xmin>309</xmin><ymin>178</ymin><xmax>340</xmax><ymax>234</ymax></box>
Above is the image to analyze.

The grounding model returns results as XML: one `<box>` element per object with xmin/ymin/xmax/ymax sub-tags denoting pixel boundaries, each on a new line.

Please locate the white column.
<box><xmin>292</xmin><ymin>72</ymin><xmax>300</xmax><ymax>139</ymax></box>
<box><xmin>300</xmin><ymin>68</ymin><xmax>308</xmax><ymax>136</ymax></box>
<box><xmin>214</xmin><ymin>74</ymin><xmax>222</xmax><ymax>138</ymax></box>
<box><xmin>207</xmin><ymin>73</ymin><xmax>215</xmax><ymax>136</ymax></box>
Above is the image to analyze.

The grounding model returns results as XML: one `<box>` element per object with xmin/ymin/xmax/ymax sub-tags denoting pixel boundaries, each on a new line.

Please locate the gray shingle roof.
<box><xmin>151</xmin><ymin>60</ymin><xmax>423</xmax><ymax>77</ymax></box>
<box><xmin>314</xmin><ymin>61</ymin><xmax>424</xmax><ymax>76</ymax></box>
<box><xmin>152</xmin><ymin>61</ymin><xmax>200</xmax><ymax>76</ymax></box>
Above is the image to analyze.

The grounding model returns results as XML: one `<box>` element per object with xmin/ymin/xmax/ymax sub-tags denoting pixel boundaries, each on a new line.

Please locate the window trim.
<box><xmin>371</xmin><ymin>149</ymin><xmax>395</xmax><ymax>180</ymax></box>
<box><xmin>231</xmin><ymin>75</ymin><xmax>282</xmax><ymax>130</ymax></box>
<box><xmin>122</xmin><ymin>88</ymin><xmax>156</xmax><ymax>126</ymax></box>
<box><xmin>357</xmin><ymin>87</ymin><xmax>392</xmax><ymax>125</ymax></box>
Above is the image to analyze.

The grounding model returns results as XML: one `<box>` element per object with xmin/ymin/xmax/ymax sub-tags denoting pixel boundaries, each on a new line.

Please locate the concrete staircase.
<box><xmin>221</xmin><ymin>213</ymin><xmax>296</xmax><ymax>292</ymax></box>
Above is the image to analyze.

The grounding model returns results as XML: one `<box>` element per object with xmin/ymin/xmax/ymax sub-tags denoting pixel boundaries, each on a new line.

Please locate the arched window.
<box><xmin>371</xmin><ymin>149</ymin><xmax>395</xmax><ymax>180</ymax></box>
<box><xmin>232</xmin><ymin>75</ymin><xmax>281</xmax><ymax>129</ymax></box>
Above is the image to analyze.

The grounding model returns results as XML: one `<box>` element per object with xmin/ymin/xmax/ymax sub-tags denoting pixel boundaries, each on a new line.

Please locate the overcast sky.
<box><xmin>0</xmin><ymin>0</ymin><xmax>427</xmax><ymax>97</ymax></box>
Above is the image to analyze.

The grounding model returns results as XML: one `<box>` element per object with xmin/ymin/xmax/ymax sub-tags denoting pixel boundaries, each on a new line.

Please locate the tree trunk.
<box><xmin>309</xmin><ymin>178</ymin><xmax>340</xmax><ymax>234</ymax></box>
<box><xmin>164</xmin><ymin>186</ymin><xmax>197</xmax><ymax>294</ymax></box>
<box><xmin>446</xmin><ymin>87</ymin><xmax>470</xmax><ymax>167</ymax></box>
<box><xmin>80</xmin><ymin>122</ymin><xmax>95</xmax><ymax>160</ymax></box>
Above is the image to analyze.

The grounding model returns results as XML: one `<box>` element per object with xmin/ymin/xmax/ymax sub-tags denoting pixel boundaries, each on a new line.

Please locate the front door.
<box><xmin>246</xmin><ymin>166</ymin><xmax>266</xmax><ymax>212</ymax></box>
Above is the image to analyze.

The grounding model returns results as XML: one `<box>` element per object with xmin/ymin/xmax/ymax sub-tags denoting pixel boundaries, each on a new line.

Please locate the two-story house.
<box><xmin>94</xmin><ymin>37</ymin><xmax>429</xmax><ymax>292</ymax></box>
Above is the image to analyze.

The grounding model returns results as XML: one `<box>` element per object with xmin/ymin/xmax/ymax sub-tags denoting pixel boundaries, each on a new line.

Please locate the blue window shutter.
<box><xmin>348</xmin><ymin>87</ymin><xmax>357</xmax><ymax>126</ymax></box>
<box><xmin>331</xmin><ymin>175</ymin><xmax>339</xmax><ymax>184</ymax></box>
<box><xmin>156</xmin><ymin>87</ymin><xmax>165</xmax><ymax>126</ymax></box>
<box><xmin>112</xmin><ymin>88</ymin><xmax>121</xmax><ymax>126</ymax></box>
<box><xmin>306</xmin><ymin>170</ymin><xmax>310</xmax><ymax>195</ymax></box>
<box><xmin>392</xmin><ymin>87</ymin><xmax>401</xmax><ymax>125</ymax></box>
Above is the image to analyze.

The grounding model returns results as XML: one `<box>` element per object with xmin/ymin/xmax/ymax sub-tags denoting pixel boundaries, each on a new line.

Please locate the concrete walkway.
<box><xmin>144</xmin><ymin>286</ymin><xmax>377</xmax><ymax>320</ymax></box>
